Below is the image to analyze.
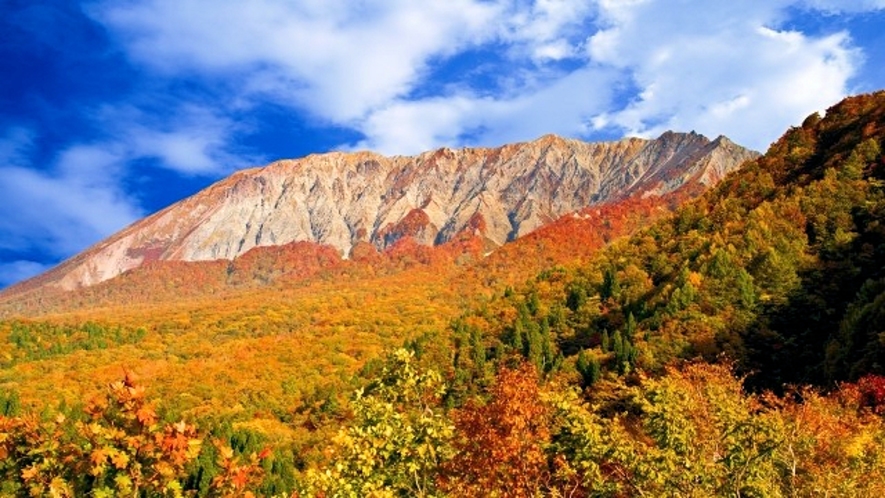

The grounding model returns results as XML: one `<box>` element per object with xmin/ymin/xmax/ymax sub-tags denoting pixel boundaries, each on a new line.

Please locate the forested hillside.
<box><xmin>471</xmin><ymin>90</ymin><xmax>885</xmax><ymax>390</ymax></box>
<box><xmin>3</xmin><ymin>91</ymin><xmax>885</xmax><ymax>496</ymax></box>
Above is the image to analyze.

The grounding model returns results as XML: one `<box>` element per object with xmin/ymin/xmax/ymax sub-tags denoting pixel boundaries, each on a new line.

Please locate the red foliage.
<box><xmin>441</xmin><ymin>363</ymin><xmax>551</xmax><ymax>497</ymax></box>
<box><xmin>856</xmin><ymin>374</ymin><xmax>885</xmax><ymax>415</ymax></box>
<box><xmin>230</xmin><ymin>241</ymin><xmax>343</xmax><ymax>284</ymax></box>
<box><xmin>377</xmin><ymin>208</ymin><xmax>433</xmax><ymax>247</ymax></box>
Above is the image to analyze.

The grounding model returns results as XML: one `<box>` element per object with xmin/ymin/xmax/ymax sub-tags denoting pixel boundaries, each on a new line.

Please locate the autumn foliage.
<box><xmin>2</xmin><ymin>92</ymin><xmax>885</xmax><ymax>494</ymax></box>
<box><xmin>0</xmin><ymin>374</ymin><xmax>276</xmax><ymax>497</ymax></box>
<box><xmin>307</xmin><ymin>351</ymin><xmax>885</xmax><ymax>497</ymax></box>
<box><xmin>0</xmin><ymin>373</ymin><xmax>202</xmax><ymax>497</ymax></box>
<box><xmin>442</xmin><ymin>364</ymin><xmax>550</xmax><ymax>497</ymax></box>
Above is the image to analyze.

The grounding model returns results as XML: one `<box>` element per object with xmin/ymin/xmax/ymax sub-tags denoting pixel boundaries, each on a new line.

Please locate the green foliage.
<box><xmin>0</xmin><ymin>389</ymin><xmax>21</xmax><ymax>417</ymax></box>
<box><xmin>547</xmin><ymin>362</ymin><xmax>885</xmax><ymax>497</ymax></box>
<box><xmin>575</xmin><ymin>349</ymin><xmax>600</xmax><ymax>388</ymax></box>
<box><xmin>565</xmin><ymin>281</ymin><xmax>588</xmax><ymax>312</ymax></box>
<box><xmin>455</xmin><ymin>90</ymin><xmax>885</xmax><ymax>389</ymax></box>
<box><xmin>184</xmin><ymin>423</ymin><xmax>297</xmax><ymax>497</ymax></box>
<box><xmin>827</xmin><ymin>276</ymin><xmax>885</xmax><ymax>379</ymax></box>
<box><xmin>611</xmin><ymin>330</ymin><xmax>638</xmax><ymax>375</ymax></box>
<box><xmin>636</xmin><ymin>365</ymin><xmax>782</xmax><ymax>496</ymax></box>
<box><xmin>304</xmin><ymin>348</ymin><xmax>454</xmax><ymax>497</ymax></box>
<box><xmin>600</xmin><ymin>266</ymin><xmax>621</xmax><ymax>302</ymax></box>
<box><xmin>1</xmin><ymin>320</ymin><xmax>146</xmax><ymax>366</ymax></box>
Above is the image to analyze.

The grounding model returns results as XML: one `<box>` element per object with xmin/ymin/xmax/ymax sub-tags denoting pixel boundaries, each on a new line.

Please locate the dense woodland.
<box><xmin>2</xmin><ymin>91</ymin><xmax>885</xmax><ymax>495</ymax></box>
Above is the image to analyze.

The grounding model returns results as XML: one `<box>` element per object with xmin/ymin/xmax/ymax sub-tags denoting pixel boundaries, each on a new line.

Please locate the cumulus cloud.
<box><xmin>91</xmin><ymin>0</ymin><xmax>504</xmax><ymax>122</ymax></box>
<box><xmin>91</xmin><ymin>0</ymin><xmax>882</xmax><ymax>155</ymax></box>
<box><xmin>355</xmin><ymin>66</ymin><xmax>621</xmax><ymax>154</ymax></box>
<box><xmin>90</xmin><ymin>0</ymin><xmax>605</xmax><ymax>153</ymax></box>
<box><xmin>355</xmin><ymin>0</ymin><xmax>873</xmax><ymax>153</ymax></box>
<box><xmin>497</xmin><ymin>0</ymin><xmax>597</xmax><ymax>62</ymax></box>
<box><xmin>585</xmin><ymin>1</ymin><xmax>860</xmax><ymax>150</ymax></box>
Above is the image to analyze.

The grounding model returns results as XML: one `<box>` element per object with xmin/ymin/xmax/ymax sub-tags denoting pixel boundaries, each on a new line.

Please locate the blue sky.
<box><xmin>1</xmin><ymin>0</ymin><xmax>884</xmax><ymax>288</ymax></box>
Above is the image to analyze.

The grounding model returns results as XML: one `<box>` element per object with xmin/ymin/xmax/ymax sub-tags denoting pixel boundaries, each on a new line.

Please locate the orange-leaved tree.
<box><xmin>0</xmin><ymin>373</ymin><xmax>202</xmax><ymax>497</ymax></box>
<box><xmin>441</xmin><ymin>363</ymin><xmax>551</xmax><ymax>497</ymax></box>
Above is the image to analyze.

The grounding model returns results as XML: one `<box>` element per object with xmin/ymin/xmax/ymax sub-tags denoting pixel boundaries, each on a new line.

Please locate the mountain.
<box><xmin>2</xmin><ymin>131</ymin><xmax>757</xmax><ymax>297</ymax></box>
<box><xmin>2</xmin><ymin>93</ymin><xmax>885</xmax><ymax>497</ymax></box>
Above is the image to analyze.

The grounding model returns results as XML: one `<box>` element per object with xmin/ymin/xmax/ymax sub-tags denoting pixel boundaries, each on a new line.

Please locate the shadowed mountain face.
<box><xmin>3</xmin><ymin>131</ymin><xmax>757</xmax><ymax>294</ymax></box>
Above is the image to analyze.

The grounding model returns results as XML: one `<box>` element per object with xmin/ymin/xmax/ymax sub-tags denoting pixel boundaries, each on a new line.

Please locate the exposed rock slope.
<box><xmin>7</xmin><ymin>132</ymin><xmax>758</xmax><ymax>292</ymax></box>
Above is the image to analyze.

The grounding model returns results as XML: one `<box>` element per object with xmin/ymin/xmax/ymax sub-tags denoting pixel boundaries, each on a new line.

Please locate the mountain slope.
<box><xmin>3</xmin><ymin>132</ymin><xmax>757</xmax><ymax>295</ymax></box>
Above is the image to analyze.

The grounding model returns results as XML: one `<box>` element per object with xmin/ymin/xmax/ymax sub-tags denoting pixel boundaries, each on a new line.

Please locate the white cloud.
<box><xmin>0</xmin><ymin>111</ymin><xmax>255</xmax><ymax>254</ymax></box>
<box><xmin>90</xmin><ymin>0</ymin><xmax>603</xmax><ymax>149</ymax></box>
<box><xmin>0</xmin><ymin>103</ymin><xmax>257</xmax><ymax>285</ymax></box>
<box><xmin>354</xmin><ymin>96</ymin><xmax>480</xmax><ymax>154</ymax></box>
<box><xmin>354</xmin><ymin>65</ymin><xmax>621</xmax><ymax>154</ymax></box>
<box><xmin>351</xmin><ymin>0</ymin><xmax>866</xmax><ymax>154</ymax></box>
<box><xmin>85</xmin><ymin>103</ymin><xmax>263</xmax><ymax>176</ymax></box>
<box><xmin>0</xmin><ymin>141</ymin><xmax>143</xmax><ymax>256</ymax></box>
<box><xmin>56</xmin><ymin>143</ymin><xmax>126</xmax><ymax>187</ymax></box>
<box><xmin>498</xmin><ymin>0</ymin><xmax>597</xmax><ymax>62</ymax></box>
<box><xmin>584</xmin><ymin>0</ymin><xmax>861</xmax><ymax>151</ymax></box>
<box><xmin>127</xmin><ymin>107</ymin><xmax>260</xmax><ymax>175</ymax></box>
<box><xmin>92</xmin><ymin>0</ymin><xmax>504</xmax><ymax>122</ymax></box>
<box><xmin>90</xmin><ymin>0</ymin><xmax>881</xmax><ymax>156</ymax></box>
<box><xmin>0</xmin><ymin>260</ymin><xmax>49</xmax><ymax>288</ymax></box>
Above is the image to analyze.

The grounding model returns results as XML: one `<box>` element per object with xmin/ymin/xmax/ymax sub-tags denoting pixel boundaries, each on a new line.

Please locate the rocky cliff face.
<box><xmin>11</xmin><ymin>132</ymin><xmax>758</xmax><ymax>292</ymax></box>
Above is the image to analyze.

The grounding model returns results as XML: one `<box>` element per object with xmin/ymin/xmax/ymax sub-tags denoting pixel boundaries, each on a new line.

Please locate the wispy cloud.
<box><xmin>0</xmin><ymin>132</ymin><xmax>141</xmax><ymax>257</ymax></box>
<box><xmin>117</xmin><ymin>105</ymin><xmax>262</xmax><ymax>176</ymax></box>
<box><xmin>0</xmin><ymin>261</ymin><xmax>50</xmax><ymax>288</ymax></box>
<box><xmin>0</xmin><ymin>103</ymin><xmax>257</xmax><ymax>268</ymax></box>
<box><xmin>90</xmin><ymin>0</ymin><xmax>505</xmax><ymax>122</ymax></box>
<box><xmin>353</xmin><ymin>66</ymin><xmax>622</xmax><ymax>153</ymax></box>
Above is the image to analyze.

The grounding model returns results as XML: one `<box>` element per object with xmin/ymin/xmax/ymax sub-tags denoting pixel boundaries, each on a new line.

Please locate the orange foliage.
<box><xmin>442</xmin><ymin>363</ymin><xmax>551</xmax><ymax>497</ymax></box>
<box><xmin>0</xmin><ymin>172</ymin><xmax>714</xmax><ymax>475</ymax></box>
<box><xmin>468</xmin><ymin>191</ymin><xmax>684</xmax><ymax>288</ymax></box>
<box><xmin>0</xmin><ymin>374</ymin><xmax>202</xmax><ymax>496</ymax></box>
<box><xmin>210</xmin><ymin>439</ymin><xmax>271</xmax><ymax>498</ymax></box>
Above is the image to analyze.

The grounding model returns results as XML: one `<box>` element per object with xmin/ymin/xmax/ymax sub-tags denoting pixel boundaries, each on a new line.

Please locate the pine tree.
<box><xmin>601</xmin><ymin>266</ymin><xmax>621</xmax><ymax>301</ymax></box>
<box><xmin>575</xmin><ymin>349</ymin><xmax>601</xmax><ymax>387</ymax></box>
<box><xmin>470</xmin><ymin>328</ymin><xmax>486</xmax><ymax>375</ymax></box>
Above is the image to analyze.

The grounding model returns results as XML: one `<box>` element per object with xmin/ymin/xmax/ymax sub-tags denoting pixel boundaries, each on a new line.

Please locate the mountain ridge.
<box><xmin>1</xmin><ymin>131</ymin><xmax>758</xmax><ymax>296</ymax></box>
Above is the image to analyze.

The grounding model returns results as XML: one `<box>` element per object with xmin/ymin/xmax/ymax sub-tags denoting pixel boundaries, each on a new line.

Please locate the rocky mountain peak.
<box><xmin>3</xmin><ymin>132</ymin><xmax>759</xmax><ymax>293</ymax></box>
